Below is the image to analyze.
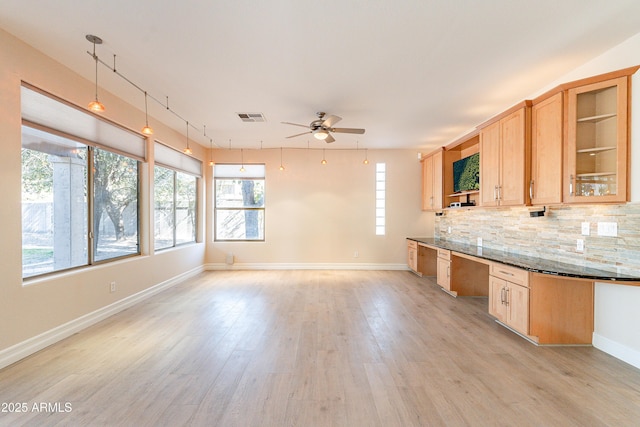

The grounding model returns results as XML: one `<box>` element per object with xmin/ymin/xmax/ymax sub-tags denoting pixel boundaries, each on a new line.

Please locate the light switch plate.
<box><xmin>477</xmin><ymin>237</ymin><xmax>483</xmax><ymax>247</ymax></box>
<box><xmin>576</xmin><ymin>239</ymin><xmax>584</xmax><ymax>252</ymax></box>
<box><xmin>581</xmin><ymin>222</ymin><xmax>590</xmax><ymax>236</ymax></box>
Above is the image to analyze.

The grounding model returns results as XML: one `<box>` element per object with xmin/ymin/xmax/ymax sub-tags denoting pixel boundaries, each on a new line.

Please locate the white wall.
<box><xmin>206</xmin><ymin>148</ymin><xmax>433</xmax><ymax>268</ymax></box>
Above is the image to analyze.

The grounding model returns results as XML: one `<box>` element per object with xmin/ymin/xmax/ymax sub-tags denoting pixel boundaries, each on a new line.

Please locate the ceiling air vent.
<box><xmin>237</xmin><ymin>112</ymin><xmax>266</xmax><ymax>122</ymax></box>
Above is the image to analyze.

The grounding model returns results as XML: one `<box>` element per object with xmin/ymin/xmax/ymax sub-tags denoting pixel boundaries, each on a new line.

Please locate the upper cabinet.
<box><xmin>422</xmin><ymin>148</ymin><xmax>444</xmax><ymax>211</ymax></box>
<box><xmin>565</xmin><ymin>76</ymin><xmax>629</xmax><ymax>203</ymax></box>
<box><xmin>530</xmin><ymin>92</ymin><xmax>563</xmax><ymax>205</ymax></box>
<box><xmin>479</xmin><ymin>106</ymin><xmax>530</xmax><ymax>207</ymax></box>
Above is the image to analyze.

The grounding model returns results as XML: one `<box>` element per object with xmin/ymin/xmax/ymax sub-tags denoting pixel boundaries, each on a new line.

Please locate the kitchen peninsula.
<box><xmin>407</xmin><ymin>237</ymin><xmax>640</xmax><ymax>345</ymax></box>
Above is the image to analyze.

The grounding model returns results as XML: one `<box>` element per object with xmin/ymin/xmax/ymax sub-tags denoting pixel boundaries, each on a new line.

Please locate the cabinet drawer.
<box><xmin>437</xmin><ymin>249</ymin><xmax>450</xmax><ymax>260</ymax></box>
<box><xmin>407</xmin><ymin>240</ymin><xmax>417</xmax><ymax>250</ymax></box>
<box><xmin>490</xmin><ymin>263</ymin><xmax>529</xmax><ymax>287</ymax></box>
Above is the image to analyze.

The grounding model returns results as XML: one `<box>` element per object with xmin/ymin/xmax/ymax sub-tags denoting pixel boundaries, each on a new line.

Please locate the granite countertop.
<box><xmin>408</xmin><ymin>237</ymin><xmax>640</xmax><ymax>282</ymax></box>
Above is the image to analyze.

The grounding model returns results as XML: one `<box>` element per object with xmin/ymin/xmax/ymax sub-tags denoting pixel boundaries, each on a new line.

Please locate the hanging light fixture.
<box><xmin>314</xmin><ymin>129</ymin><xmax>329</xmax><ymax>140</ymax></box>
<box><xmin>321</xmin><ymin>148</ymin><xmax>327</xmax><ymax>165</ymax></box>
<box><xmin>183</xmin><ymin>121</ymin><xmax>192</xmax><ymax>154</ymax></box>
<box><xmin>86</xmin><ymin>34</ymin><xmax>105</xmax><ymax>113</ymax></box>
<box><xmin>240</xmin><ymin>149</ymin><xmax>246</xmax><ymax>172</ymax></box>
<box><xmin>363</xmin><ymin>149</ymin><xmax>369</xmax><ymax>165</ymax></box>
<box><xmin>141</xmin><ymin>91</ymin><xmax>153</xmax><ymax>135</ymax></box>
<box><xmin>279</xmin><ymin>147</ymin><xmax>285</xmax><ymax>171</ymax></box>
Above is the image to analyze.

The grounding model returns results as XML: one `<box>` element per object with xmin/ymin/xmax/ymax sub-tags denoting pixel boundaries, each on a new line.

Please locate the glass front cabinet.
<box><xmin>565</xmin><ymin>76</ymin><xmax>628</xmax><ymax>203</ymax></box>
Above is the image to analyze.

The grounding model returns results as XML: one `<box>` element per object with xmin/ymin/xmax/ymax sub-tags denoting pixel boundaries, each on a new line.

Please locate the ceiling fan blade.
<box><xmin>281</xmin><ymin>121</ymin><xmax>310</xmax><ymax>128</ymax></box>
<box><xmin>324</xmin><ymin>133</ymin><xmax>336</xmax><ymax>143</ymax></box>
<box><xmin>286</xmin><ymin>131</ymin><xmax>312</xmax><ymax>138</ymax></box>
<box><xmin>322</xmin><ymin>115</ymin><xmax>342</xmax><ymax>128</ymax></box>
<box><xmin>331</xmin><ymin>127</ymin><xmax>365</xmax><ymax>134</ymax></box>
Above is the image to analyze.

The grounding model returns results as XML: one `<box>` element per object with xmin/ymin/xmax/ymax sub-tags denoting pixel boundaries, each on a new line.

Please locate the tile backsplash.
<box><xmin>435</xmin><ymin>203</ymin><xmax>640</xmax><ymax>276</ymax></box>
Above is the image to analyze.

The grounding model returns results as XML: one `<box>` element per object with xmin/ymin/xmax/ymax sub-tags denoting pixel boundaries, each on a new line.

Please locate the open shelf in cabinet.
<box><xmin>443</xmin><ymin>132</ymin><xmax>480</xmax><ymax>208</ymax></box>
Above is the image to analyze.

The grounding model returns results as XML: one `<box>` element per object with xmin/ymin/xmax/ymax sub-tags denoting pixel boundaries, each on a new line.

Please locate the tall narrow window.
<box><xmin>214</xmin><ymin>164</ymin><xmax>265</xmax><ymax>241</ymax></box>
<box><xmin>376</xmin><ymin>163</ymin><xmax>386</xmax><ymax>235</ymax></box>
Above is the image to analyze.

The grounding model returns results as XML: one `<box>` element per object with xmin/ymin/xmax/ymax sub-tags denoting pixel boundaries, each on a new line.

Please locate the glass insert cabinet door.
<box><xmin>565</xmin><ymin>76</ymin><xmax>628</xmax><ymax>203</ymax></box>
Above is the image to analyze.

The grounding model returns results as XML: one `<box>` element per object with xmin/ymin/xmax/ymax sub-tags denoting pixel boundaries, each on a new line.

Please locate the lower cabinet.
<box><xmin>436</xmin><ymin>249</ymin><xmax>451</xmax><ymax>291</ymax></box>
<box><xmin>488</xmin><ymin>264</ymin><xmax>530</xmax><ymax>336</ymax></box>
<box><xmin>407</xmin><ymin>239</ymin><xmax>418</xmax><ymax>274</ymax></box>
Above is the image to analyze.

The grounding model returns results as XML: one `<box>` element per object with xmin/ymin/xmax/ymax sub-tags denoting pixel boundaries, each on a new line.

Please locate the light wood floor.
<box><xmin>1</xmin><ymin>270</ymin><xmax>640</xmax><ymax>426</ymax></box>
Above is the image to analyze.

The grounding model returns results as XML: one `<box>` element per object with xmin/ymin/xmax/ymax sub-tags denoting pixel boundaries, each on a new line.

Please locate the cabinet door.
<box><xmin>480</xmin><ymin>121</ymin><xmax>501</xmax><ymax>206</ymax></box>
<box><xmin>432</xmin><ymin>149</ymin><xmax>444</xmax><ymax>209</ymax></box>
<box><xmin>507</xmin><ymin>283</ymin><xmax>529</xmax><ymax>335</ymax></box>
<box><xmin>436</xmin><ymin>258</ymin><xmax>451</xmax><ymax>291</ymax></box>
<box><xmin>565</xmin><ymin>76</ymin><xmax>628</xmax><ymax>203</ymax></box>
<box><xmin>489</xmin><ymin>276</ymin><xmax>507</xmax><ymax>323</ymax></box>
<box><xmin>407</xmin><ymin>241</ymin><xmax>418</xmax><ymax>272</ymax></box>
<box><xmin>531</xmin><ymin>92</ymin><xmax>563</xmax><ymax>205</ymax></box>
<box><xmin>499</xmin><ymin>108</ymin><xmax>527</xmax><ymax>206</ymax></box>
<box><xmin>422</xmin><ymin>155</ymin><xmax>434</xmax><ymax>210</ymax></box>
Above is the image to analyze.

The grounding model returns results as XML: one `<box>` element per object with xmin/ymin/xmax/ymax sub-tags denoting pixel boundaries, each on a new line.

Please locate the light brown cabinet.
<box><xmin>488</xmin><ymin>263</ymin><xmax>529</xmax><ymax>336</ymax></box>
<box><xmin>565</xmin><ymin>76</ymin><xmax>629</xmax><ymax>203</ymax></box>
<box><xmin>531</xmin><ymin>92</ymin><xmax>563</xmax><ymax>205</ymax></box>
<box><xmin>436</xmin><ymin>249</ymin><xmax>451</xmax><ymax>291</ymax></box>
<box><xmin>421</xmin><ymin>149</ymin><xmax>444</xmax><ymax>210</ymax></box>
<box><xmin>480</xmin><ymin>106</ymin><xmax>530</xmax><ymax>207</ymax></box>
<box><xmin>407</xmin><ymin>239</ymin><xmax>418</xmax><ymax>274</ymax></box>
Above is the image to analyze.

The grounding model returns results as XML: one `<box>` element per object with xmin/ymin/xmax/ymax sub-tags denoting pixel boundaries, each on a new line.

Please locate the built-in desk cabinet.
<box><xmin>436</xmin><ymin>249</ymin><xmax>451</xmax><ymax>291</ymax></box>
<box><xmin>407</xmin><ymin>239</ymin><xmax>418</xmax><ymax>274</ymax></box>
<box><xmin>488</xmin><ymin>263</ymin><xmax>530</xmax><ymax>336</ymax></box>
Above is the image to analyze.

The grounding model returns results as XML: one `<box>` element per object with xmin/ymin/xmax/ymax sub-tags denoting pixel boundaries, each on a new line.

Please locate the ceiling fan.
<box><xmin>282</xmin><ymin>112</ymin><xmax>365</xmax><ymax>143</ymax></box>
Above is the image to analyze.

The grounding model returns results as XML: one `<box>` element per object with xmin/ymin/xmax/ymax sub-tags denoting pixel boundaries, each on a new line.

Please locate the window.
<box><xmin>154</xmin><ymin>166</ymin><xmax>197</xmax><ymax>250</ymax></box>
<box><xmin>376</xmin><ymin>163</ymin><xmax>386</xmax><ymax>235</ymax></box>
<box><xmin>21</xmin><ymin>84</ymin><xmax>144</xmax><ymax>279</ymax></box>
<box><xmin>214</xmin><ymin>164</ymin><xmax>265</xmax><ymax>241</ymax></box>
<box><xmin>21</xmin><ymin>126</ymin><xmax>140</xmax><ymax>278</ymax></box>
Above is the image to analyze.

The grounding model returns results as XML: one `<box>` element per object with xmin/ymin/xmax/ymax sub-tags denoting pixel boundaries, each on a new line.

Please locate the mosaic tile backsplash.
<box><xmin>434</xmin><ymin>203</ymin><xmax>640</xmax><ymax>276</ymax></box>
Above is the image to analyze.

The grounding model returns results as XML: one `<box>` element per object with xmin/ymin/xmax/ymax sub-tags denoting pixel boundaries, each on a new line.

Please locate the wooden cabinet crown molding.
<box><xmin>476</xmin><ymin>100</ymin><xmax>532</xmax><ymax>131</ymax></box>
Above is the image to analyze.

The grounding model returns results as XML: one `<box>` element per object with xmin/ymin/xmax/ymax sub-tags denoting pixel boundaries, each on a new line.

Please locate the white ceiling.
<box><xmin>2</xmin><ymin>1</ymin><xmax>640</xmax><ymax>151</ymax></box>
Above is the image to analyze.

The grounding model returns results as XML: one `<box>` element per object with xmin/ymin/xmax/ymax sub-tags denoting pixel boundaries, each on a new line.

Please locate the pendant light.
<box><xmin>86</xmin><ymin>35</ymin><xmax>105</xmax><ymax>113</ymax></box>
<box><xmin>321</xmin><ymin>148</ymin><xmax>327</xmax><ymax>165</ymax></box>
<box><xmin>141</xmin><ymin>91</ymin><xmax>153</xmax><ymax>135</ymax></box>
<box><xmin>279</xmin><ymin>147</ymin><xmax>285</xmax><ymax>171</ymax></box>
<box><xmin>240</xmin><ymin>149</ymin><xmax>245</xmax><ymax>172</ymax></box>
<box><xmin>183</xmin><ymin>121</ymin><xmax>192</xmax><ymax>154</ymax></box>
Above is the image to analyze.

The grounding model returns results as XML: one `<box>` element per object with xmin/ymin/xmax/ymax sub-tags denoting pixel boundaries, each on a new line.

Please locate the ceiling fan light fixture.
<box><xmin>314</xmin><ymin>129</ymin><xmax>329</xmax><ymax>140</ymax></box>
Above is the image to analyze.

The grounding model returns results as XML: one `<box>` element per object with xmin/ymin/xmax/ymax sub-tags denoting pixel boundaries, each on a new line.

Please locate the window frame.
<box><xmin>21</xmin><ymin>123</ymin><xmax>142</xmax><ymax>279</ymax></box>
<box><xmin>214</xmin><ymin>163</ymin><xmax>266</xmax><ymax>242</ymax></box>
<box><xmin>153</xmin><ymin>164</ymin><xmax>198</xmax><ymax>251</ymax></box>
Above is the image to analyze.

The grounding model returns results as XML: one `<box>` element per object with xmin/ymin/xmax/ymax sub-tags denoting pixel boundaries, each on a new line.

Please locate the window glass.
<box><xmin>93</xmin><ymin>149</ymin><xmax>139</xmax><ymax>262</ymax></box>
<box><xmin>21</xmin><ymin>127</ymin><xmax>88</xmax><ymax>277</ymax></box>
<box><xmin>214</xmin><ymin>164</ymin><xmax>265</xmax><ymax>241</ymax></box>
<box><xmin>154</xmin><ymin>166</ymin><xmax>197</xmax><ymax>249</ymax></box>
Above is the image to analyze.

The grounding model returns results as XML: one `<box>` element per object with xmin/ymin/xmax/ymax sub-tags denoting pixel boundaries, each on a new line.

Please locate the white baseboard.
<box><xmin>0</xmin><ymin>266</ymin><xmax>203</xmax><ymax>370</ymax></box>
<box><xmin>204</xmin><ymin>262</ymin><xmax>409</xmax><ymax>271</ymax></box>
<box><xmin>593</xmin><ymin>333</ymin><xmax>640</xmax><ymax>370</ymax></box>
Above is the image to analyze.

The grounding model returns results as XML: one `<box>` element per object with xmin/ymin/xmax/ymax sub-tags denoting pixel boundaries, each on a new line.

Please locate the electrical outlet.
<box><xmin>110</xmin><ymin>281</ymin><xmax>116</xmax><ymax>293</ymax></box>
<box><xmin>354</xmin><ymin>250</ymin><xmax>359</xmax><ymax>258</ymax></box>
<box><xmin>581</xmin><ymin>222</ymin><xmax>590</xmax><ymax>236</ymax></box>
<box><xmin>576</xmin><ymin>239</ymin><xmax>584</xmax><ymax>252</ymax></box>
<box><xmin>477</xmin><ymin>237</ymin><xmax>483</xmax><ymax>247</ymax></box>
<box><xmin>597</xmin><ymin>222</ymin><xmax>618</xmax><ymax>237</ymax></box>
<box><xmin>447</xmin><ymin>226</ymin><xmax>452</xmax><ymax>234</ymax></box>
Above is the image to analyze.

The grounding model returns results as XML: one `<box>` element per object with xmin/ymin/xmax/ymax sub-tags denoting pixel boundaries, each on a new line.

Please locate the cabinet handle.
<box><xmin>499</xmin><ymin>270</ymin><xmax>514</xmax><ymax>276</ymax></box>
<box><xmin>447</xmin><ymin>265</ymin><xmax>450</xmax><ymax>278</ymax></box>
<box><xmin>529</xmin><ymin>180</ymin><xmax>534</xmax><ymax>200</ymax></box>
<box><xmin>498</xmin><ymin>185</ymin><xmax>502</xmax><ymax>201</ymax></box>
<box><xmin>569</xmin><ymin>174</ymin><xmax>574</xmax><ymax>196</ymax></box>
<box><xmin>494</xmin><ymin>185</ymin><xmax>498</xmax><ymax>201</ymax></box>
<box><xmin>504</xmin><ymin>287</ymin><xmax>510</xmax><ymax>306</ymax></box>
<box><xmin>430</xmin><ymin>196</ymin><xmax>434</xmax><ymax>208</ymax></box>
<box><xmin>500</xmin><ymin>287</ymin><xmax>506</xmax><ymax>305</ymax></box>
